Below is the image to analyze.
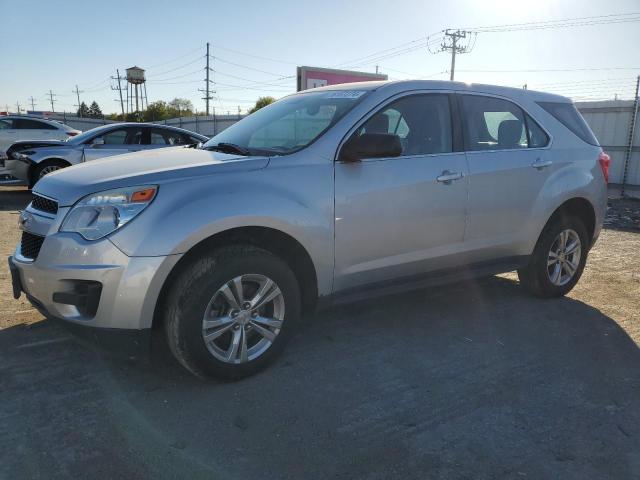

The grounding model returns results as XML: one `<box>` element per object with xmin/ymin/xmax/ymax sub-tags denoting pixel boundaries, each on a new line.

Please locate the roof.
<box><xmin>305</xmin><ymin>79</ymin><xmax>571</xmax><ymax>103</ymax></box>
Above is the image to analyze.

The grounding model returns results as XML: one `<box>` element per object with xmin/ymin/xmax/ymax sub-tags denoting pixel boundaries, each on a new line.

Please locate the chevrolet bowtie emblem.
<box><xmin>18</xmin><ymin>211</ymin><xmax>33</xmax><ymax>230</ymax></box>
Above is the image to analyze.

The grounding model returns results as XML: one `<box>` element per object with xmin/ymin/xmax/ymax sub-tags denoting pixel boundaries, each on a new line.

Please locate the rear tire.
<box><xmin>518</xmin><ymin>215</ymin><xmax>589</xmax><ymax>297</ymax></box>
<box><xmin>164</xmin><ymin>245</ymin><xmax>301</xmax><ymax>380</ymax></box>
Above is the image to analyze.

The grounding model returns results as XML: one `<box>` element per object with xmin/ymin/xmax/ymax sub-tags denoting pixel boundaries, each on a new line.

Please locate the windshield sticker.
<box><xmin>325</xmin><ymin>91</ymin><xmax>367</xmax><ymax>99</ymax></box>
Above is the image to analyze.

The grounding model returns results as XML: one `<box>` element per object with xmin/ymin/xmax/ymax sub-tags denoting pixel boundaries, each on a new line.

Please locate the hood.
<box><xmin>34</xmin><ymin>146</ymin><xmax>270</xmax><ymax>206</ymax></box>
<box><xmin>7</xmin><ymin>140</ymin><xmax>67</xmax><ymax>157</ymax></box>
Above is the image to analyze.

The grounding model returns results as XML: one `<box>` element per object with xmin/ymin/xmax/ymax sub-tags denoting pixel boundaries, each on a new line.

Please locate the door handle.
<box><xmin>531</xmin><ymin>158</ymin><xmax>552</xmax><ymax>169</ymax></box>
<box><xmin>436</xmin><ymin>170</ymin><xmax>463</xmax><ymax>184</ymax></box>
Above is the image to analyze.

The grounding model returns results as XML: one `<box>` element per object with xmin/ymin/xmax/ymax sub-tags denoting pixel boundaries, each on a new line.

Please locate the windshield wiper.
<box><xmin>202</xmin><ymin>142</ymin><xmax>250</xmax><ymax>156</ymax></box>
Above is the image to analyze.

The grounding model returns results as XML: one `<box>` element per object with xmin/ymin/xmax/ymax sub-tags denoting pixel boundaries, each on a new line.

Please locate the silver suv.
<box><xmin>9</xmin><ymin>81</ymin><xmax>609</xmax><ymax>379</ymax></box>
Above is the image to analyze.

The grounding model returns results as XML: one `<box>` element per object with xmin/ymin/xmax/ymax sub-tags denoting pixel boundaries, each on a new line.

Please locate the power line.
<box><xmin>149</xmin><ymin>56</ymin><xmax>203</xmax><ymax>77</ymax></box>
<box><xmin>341</xmin><ymin>35</ymin><xmax>445</xmax><ymax>69</ymax></box>
<box><xmin>214</xmin><ymin>56</ymin><xmax>289</xmax><ymax>77</ymax></box>
<box><xmin>145</xmin><ymin>46</ymin><xmax>204</xmax><ymax>70</ymax></box>
<box><xmin>457</xmin><ymin>67</ymin><xmax>640</xmax><ymax>73</ymax></box>
<box><xmin>462</xmin><ymin>12</ymin><xmax>640</xmax><ymax>33</ymax></box>
<box><xmin>147</xmin><ymin>69</ymin><xmax>203</xmax><ymax>82</ymax></box>
<box><xmin>210</xmin><ymin>44</ymin><xmax>300</xmax><ymax>65</ymax></box>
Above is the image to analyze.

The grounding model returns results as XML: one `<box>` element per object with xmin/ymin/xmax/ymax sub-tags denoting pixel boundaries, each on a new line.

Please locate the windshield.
<box><xmin>203</xmin><ymin>90</ymin><xmax>370</xmax><ymax>155</ymax></box>
<box><xmin>66</xmin><ymin>124</ymin><xmax>114</xmax><ymax>144</ymax></box>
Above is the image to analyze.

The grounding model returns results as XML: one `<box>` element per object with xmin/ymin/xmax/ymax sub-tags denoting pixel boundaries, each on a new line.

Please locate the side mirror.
<box><xmin>91</xmin><ymin>138</ymin><xmax>105</xmax><ymax>146</ymax></box>
<box><xmin>339</xmin><ymin>133</ymin><xmax>402</xmax><ymax>163</ymax></box>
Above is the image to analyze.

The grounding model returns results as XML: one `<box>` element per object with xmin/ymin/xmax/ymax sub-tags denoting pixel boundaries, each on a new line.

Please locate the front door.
<box><xmin>82</xmin><ymin>126</ymin><xmax>145</xmax><ymax>161</ymax></box>
<box><xmin>334</xmin><ymin>93</ymin><xmax>468</xmax><ymax>292</ymax></box>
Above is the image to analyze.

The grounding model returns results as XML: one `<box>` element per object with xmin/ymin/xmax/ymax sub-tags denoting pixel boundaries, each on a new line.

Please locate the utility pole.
<box><xmin>199</xmin><ymin>42</ymin><xmax>214</xmax><ymax>116</ymax></box>
<box><xmin>621</xmin><ymin>75</ymin><xmax>640</xmax><ymax>197</ymax></box>
<box><xmin>111</xmin><ymin>69</ymin><xmax>126</xmax><ymax>118</ymax></box>
<box><xmin>432</xmin><ymin>29</ymin><xmax>475</xmax><ymax>81</ymax></box>
<box><xmin>375</xmin><ymin>65</ymin><xmax>379</xmax><ymax>74</ymax></box>
<box><xmin>46</xmin><ymin>90</ymin><xmax>57</xmax><ymax>112</ymax></box>
<box><xmin>16</xmin><ymin>101</ymin><xmax>21</xmax><ymax>114</ymax></box>
<box><xmin>73</xmin><ymin>85</ymin><xmax>84</xmax><ymax>116</ymax></box>
<box><xmin>28</xmin><ymin>96</ymin><xmax>37</xmax><ymax>111</ymax></box>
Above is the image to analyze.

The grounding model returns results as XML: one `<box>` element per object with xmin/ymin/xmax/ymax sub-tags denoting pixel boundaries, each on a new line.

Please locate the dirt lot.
<box><xmin>0</xmin><ymin>186</ymin><xmax>639</xmax><ymax>479</ymax></box>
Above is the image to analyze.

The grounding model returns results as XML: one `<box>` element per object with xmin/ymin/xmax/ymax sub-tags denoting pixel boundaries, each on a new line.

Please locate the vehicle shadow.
<box><xmin>0</xmin><ymin>186</ymin><xmax>31</xmax><ymax>212</ymax></box>
<box><xmin>1</xmin><ymin>275</ymin><xmax>639</xmax><ymax>479</ymax></box>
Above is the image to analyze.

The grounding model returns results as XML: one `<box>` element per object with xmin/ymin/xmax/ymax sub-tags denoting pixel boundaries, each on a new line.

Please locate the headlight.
<box><xmin>13</xmin><ymin>150</ymin><xmax>35</xmax><ymax>161</ymax></box>
<box><xmin>60</xmin><ymin>186</ymin><xmax>157</xmax><ymax>240</ymax></box>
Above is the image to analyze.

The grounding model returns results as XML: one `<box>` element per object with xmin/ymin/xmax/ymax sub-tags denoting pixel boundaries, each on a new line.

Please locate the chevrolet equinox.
<box><xmin>9</xmin><ymin>81</ymin><xmax>609</xmax><ymax>379</ymax></box>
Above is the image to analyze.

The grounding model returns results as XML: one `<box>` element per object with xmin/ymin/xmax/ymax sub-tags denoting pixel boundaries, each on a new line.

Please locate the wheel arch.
<box><xmin>29</xmin><ymin>157</ymin><xmax>71</xmax><ymax>186</ymax></box>
<box><xmin>545</xmin><ymin>197</ymin><xmax>596</xmax><ymax>247</ymax></box>
<box><xmin>152</xmin><ymin>226</ymin><xmax>319</xmax><ymax>329</ymax></box>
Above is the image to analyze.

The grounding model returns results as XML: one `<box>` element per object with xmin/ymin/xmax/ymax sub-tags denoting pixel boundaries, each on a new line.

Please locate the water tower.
<box><xmin>125</xmin><ymin>66</ymin><xmax>148</xmax><ymax>114</ymax></box>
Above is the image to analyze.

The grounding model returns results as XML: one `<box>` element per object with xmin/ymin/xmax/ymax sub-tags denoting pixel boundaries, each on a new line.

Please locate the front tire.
<box><xmin>518</xmin><ymin>215</ymin><xmax>589</xmax><ymax>297</ymax></box>
<box><xmin>164</xmin><ymin>245</ymin><xmax>301</xmax><ymax>380</ymax></box>
<box><xmin>31</xmin><ymin>160</ymin><xmax>69</xmax><ymax>187</ymax></box>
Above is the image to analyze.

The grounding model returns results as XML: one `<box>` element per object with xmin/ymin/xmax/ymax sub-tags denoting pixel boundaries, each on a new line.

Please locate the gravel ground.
<box><xmin>0</xmin><ymin>186</ymin><xmax>638</xmax><ymax>479</ymax></box>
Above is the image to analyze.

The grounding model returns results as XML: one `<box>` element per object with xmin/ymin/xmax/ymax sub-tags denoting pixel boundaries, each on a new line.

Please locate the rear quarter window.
<box><xmin>537</xmin><ymin>101</ymin><xmax>598</xmax><ymax>146</ymax></box>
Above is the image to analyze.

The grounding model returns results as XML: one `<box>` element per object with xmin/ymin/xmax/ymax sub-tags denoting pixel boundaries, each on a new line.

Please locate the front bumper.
<box><xmin>10</xmin><ymin>230</ymin><xmax>182</xmax><ymax>331</ymax></box>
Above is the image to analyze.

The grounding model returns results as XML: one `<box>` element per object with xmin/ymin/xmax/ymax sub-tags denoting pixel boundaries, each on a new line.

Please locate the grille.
<box><xmin>31</xmin><ymin>194</ymin><xmax>58</xmax><ymax>215</ymax></box>
<box><xmin>21</xmin><ymin>232</ymin><xmax>45</xmax><ymax>260</ymax></box>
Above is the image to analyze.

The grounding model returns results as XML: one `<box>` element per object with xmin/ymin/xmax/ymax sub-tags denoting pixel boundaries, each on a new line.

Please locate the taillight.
<box><xmin>66</xmin><ymin>131</ymin><xmax>79</xmax><ymax>137</ymax></box>
<box><xmin>598</xmin><ymin>152</ymin><xmax>611</xmax><ymax>183</ymax></box>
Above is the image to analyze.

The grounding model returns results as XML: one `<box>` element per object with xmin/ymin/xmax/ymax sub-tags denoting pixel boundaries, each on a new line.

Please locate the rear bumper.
<box><xmin>4</xmin><ymin>158</ymin><xmax>30</xmax><ymax>182</ymax></box>
<box><xmin>0</xmin><ymin>165</ymin><xmax>26</xmax><ymax>185</ymax></box>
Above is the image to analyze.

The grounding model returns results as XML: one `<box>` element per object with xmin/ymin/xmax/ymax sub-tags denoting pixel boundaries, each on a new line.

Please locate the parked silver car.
<box><xmin>0</xmin><ymin>115</ymin><xmax>81</xmax><ymax>184</ymax></box>
<box><xmin>9</xmin><ymin>80</ymin><xmax>609</xmax><ymax>379</ymax></box>
<box><xmin>5</xmin><ymin>123</ymin><xmax>208</xmax><ymax>187</ymax></box>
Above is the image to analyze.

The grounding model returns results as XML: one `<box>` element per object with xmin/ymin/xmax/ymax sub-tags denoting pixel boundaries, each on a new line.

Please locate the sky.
<box><xmin>1</xmin><ymin>0</ymin><xmax>639</xmax><ymax>115</ymax></box>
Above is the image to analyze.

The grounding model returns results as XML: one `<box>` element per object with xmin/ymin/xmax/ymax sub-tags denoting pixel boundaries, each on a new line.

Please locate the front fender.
<box><xmin>108</xmin><ymin>163</ymin><xmax>335</xmax><ymax>295</ymax></box>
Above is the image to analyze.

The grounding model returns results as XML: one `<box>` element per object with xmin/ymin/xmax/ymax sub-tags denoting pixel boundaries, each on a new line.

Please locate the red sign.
<box><xmin>297</xmin><ymin>66</ymin><xmax>387</xmax><ymax>91</ymax></box>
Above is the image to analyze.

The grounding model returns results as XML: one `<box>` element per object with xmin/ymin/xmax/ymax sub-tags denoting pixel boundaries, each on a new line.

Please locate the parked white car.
<box><xmin>0</xmin><ymin>115</ymin><xmax>81</xmax><ymax>184</ymax></box>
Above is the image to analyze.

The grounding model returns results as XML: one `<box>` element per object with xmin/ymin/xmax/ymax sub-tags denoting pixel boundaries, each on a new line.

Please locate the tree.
<box><xmin>167</xmin><ymin>98</ymin><xmax>194</xmax><ymax>117</ymax></box>
<box><xmin>88</xmin><ymin>101</ymin><xmax>103</xmax><ymax>119</ymax></box>
<box><xmin>76</xmin><ymin>101</ymin><xmax>90</xmax><ymax>118</ymax></box>
<box><xmin>143</xmin><ymin>100</ymin><xmax>169</xmax><ymax>122</ymax></box>
<box><xmin>250</xmin><ymin>96</ymin><xmax>276</xmax><ymax>114</ymax></box>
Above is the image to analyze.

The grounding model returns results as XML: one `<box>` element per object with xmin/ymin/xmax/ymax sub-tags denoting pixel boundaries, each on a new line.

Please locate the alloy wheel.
<box><xmin>547</xmin><ymin>229</ymin><xmax>581</xmax><ymax>286</ymax></box>
<box><xmin>39</xmin><ymin>165</ymin><xmax>62</xmax><ymax>178</ymax></box>
<box><xmin>201</xmin><ymin>274</ymin><xmax>285</xmax><ymax>364</ymax></box>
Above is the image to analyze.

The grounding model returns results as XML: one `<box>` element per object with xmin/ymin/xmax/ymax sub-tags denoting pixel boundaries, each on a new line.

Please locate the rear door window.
<box><xmin>150</xmin><ymin>128</ymin><xmax>192</xmax><ymax>145</ymax></box>
<box><xmin>461</xmin><ymin>95</ymin><xmax>527</xmax><ymax>151</ymax></box>
<box><xmin>14</xmin><ymin>119</ymin><xmax>57</xmax><ymax>130</ymax></box>
<box><xmin>537</xmin><ymin>101</ymin><xmax>598</xmax><ymax>146</ymax></box>
<box><xmin>461</xmin><ymin>95</ymin><xmax>549</xmax><ymax>150</ymax></box>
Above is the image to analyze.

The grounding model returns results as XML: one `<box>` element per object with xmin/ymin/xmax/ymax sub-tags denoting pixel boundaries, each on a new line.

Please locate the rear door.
<box><xmin>334</xmin><ymin>92</ymin><xmax>468</xmax><ymax>291</ymax></box>
<box><xmin>459</xmin><ymin>93</ymin><xmax>552</xmax><ymax>258</ymax></box>
<box><xmin>83</xmin><ymin>126</ymin><xmax>145</xmax><ymax>161</ymax></box>
<box><xmin>14</xmin><ymin>118</ymin><xmax>59</xmax><ymax>141</ymax></box>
